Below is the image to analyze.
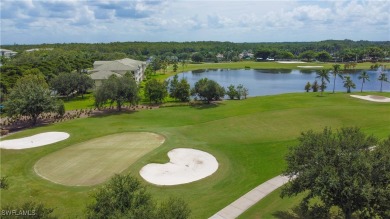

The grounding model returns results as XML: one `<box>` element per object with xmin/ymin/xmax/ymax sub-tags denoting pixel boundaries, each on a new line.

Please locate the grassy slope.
<box><xmin>1</xmin><ymin>92</ymin><xmax>389</xmax><ymax>218</ymax></box>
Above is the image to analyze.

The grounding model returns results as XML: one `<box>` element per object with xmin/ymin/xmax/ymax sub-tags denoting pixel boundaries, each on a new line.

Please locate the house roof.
<box><xmin>93</xmin><ymin>58</ymin><xmax>146</xmax><ymax>72</ymax></box>
<box><xmin>90</xmin><ymin>70</ymin><xmax>122</xmax><ymax>80</ymax></box>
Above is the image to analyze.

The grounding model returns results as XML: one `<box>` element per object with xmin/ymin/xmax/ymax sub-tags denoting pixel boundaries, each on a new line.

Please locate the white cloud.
<box><xmin>0</xmin><ymin>0</ymin><xmax>389</xmax><ymax>44</ymax></box>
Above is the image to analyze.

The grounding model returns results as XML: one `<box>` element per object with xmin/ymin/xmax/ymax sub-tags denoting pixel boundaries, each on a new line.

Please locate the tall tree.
<box><xmin>343</xmin><ymin>75</ymin><xmax>356</xmax><ymax>93</ymax></box>
<box><xmin>5</xmin><ymin>74</ymin><xmax>62</xmax><ymax>125</ymax></box>
<box><xmin>191</xmin><ymin>78</ymin><xmax>225</xmax><ymax>103</ymax></box>
<box><xmin>282</xmin><ymin>127</ymin><xmax>390</xmax><ymax>219</ymax></box>
<box><xmin>144</xmin><ymin>79</ymin><xmax>168</xmax><ymax>103</ymax></box>
<box><xmin>316</xmin><ymin>69</ymin><xmax>330</xmax><ymax>96</ymax></box>
<box><xmin>331</xmin><ymin>64</ymin><xmax>343</xmax><ymax>93</ymax></box>
<box><xmin>304</xmin><ymin>82</ymin><xmax>311</xmax><ymax>92</ymax></box>
<box><xmin>94</xmin><ymin>74</ymin><xmax>139</xmax><ymax>111</ymax></box>
<box><xmin>378</xmin><ymin>73</ymin><xmax>389</xmax><ymax>92</ymax></box>
<box><xmin>76</xmin><ymin>73</ymin><xmax>94</xmax><ymax>98</ymax></box>
<box><xmin>169</xmin><ymin>75</ymin><xmax>190</xmax><ymax>102</ymax></box>
<box><xmin>358</xmin><ymin>71</ymin><xmax>370</xmax><ymax>92</ymax></box>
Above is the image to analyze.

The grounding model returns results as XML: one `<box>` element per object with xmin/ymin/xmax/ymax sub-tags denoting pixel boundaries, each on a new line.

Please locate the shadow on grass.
<box><xmin>90</xmin><ymin>109</ymin><xmax>138</xmax><ymax>118</ymax></box>
<box><xmin>189</xmin><ymin>101</ymin><xmax>224</xmax><ymax>110</ymax></box>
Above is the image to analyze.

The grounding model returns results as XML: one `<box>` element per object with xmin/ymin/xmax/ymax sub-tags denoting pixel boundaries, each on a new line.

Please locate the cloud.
<box><xmin>0</xmin><ymin>0</ymin><xmax>389</xmax><ymax>44</ymax></box>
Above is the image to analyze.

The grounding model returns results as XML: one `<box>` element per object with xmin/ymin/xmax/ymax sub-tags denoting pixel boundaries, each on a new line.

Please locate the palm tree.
<box><xmin>358</xmin><ymin>71</ymin><xmax>370</xmax><ymax>92</ymax></box>
<box><xmin>331</xmin><ymin>64</ymin><xmax>343</xmax><ymax>93</ymax></box>
<box><xmin>378</xmin><ymin>73</ymin><xmax>389</xmax><ymax>92</ymax></box>
<box><xmin>343</xmin><ymin>76</ymin><xmax>356</xmax><ymax>93</ymax></box>
<box><xmin>316</xmin><ymin>69</ymin><xmax>330</xmax><ymax>96</ymax></box>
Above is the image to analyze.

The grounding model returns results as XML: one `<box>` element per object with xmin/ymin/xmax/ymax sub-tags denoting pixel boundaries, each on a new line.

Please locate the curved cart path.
<box><xmin>209</xmin><ymin>175</ymin><xmax>290</xmax><ymax>219</ymax></box>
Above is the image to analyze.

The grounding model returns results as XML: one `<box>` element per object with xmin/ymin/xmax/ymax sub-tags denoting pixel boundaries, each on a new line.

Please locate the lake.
<box><xmin>171</xmin><ymin>69</ymin><xmax>390</xmax><ymax>96</ymax></box>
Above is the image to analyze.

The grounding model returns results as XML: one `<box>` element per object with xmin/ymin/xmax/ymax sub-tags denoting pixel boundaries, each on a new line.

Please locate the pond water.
<box><xmin>171</xmin><ymin>68</ymin><xmax>390</xmax><ymax>96</ymax></box>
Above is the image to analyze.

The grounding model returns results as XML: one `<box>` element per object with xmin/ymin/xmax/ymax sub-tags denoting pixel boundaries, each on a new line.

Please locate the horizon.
<box><xmin>1</xmin><ymin>0</ymin><xmax>389</xmax><ymax>45</ymax></box>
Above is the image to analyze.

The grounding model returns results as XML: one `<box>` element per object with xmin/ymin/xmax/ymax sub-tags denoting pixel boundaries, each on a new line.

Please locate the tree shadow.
<box><xmin>189</xmin><ymin>101</ymin><xmax>224</xmax><ymax>110</ymax></box>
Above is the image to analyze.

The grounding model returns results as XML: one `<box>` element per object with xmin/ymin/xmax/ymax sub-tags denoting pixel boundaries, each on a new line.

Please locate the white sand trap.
<box><xmin>350</xmin><ymin>95</ymin><xmax>390</xmax><ymax>103</ymax></box>
<box><xmin>298</xmin><ymin>66</ymin><xmax>323</xmax><ymax>68</ymax></box>
<box><xmin>140</xmin><ymin>148</ymin><xmax>218</xmax><ymax>186</ymax></box>
<box><xmin>277</xmin><ymin>61</ymin><xmax>306</xmax><ymax>64</ymax></box>
<box><xmin>0</xmin><ymin>132</ymin><xmax>70</xmax><ymax>149</ymax></box>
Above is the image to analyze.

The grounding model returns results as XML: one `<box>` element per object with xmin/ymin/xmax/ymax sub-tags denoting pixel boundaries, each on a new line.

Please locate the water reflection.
<box><xmin>171</xmin><ymin>69</ymin><xmax>390</xmax><ymax>96</ymax></box>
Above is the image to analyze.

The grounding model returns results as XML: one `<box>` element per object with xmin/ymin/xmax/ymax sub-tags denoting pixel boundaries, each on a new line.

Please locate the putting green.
<box><xmin>34</xmin><ymin>132</ymin><xmax>165</xmax><ymax>186</ymax></box>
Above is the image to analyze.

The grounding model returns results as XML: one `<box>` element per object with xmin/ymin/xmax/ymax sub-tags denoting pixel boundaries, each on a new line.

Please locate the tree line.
<box><xmin>1</xmin><ymin>40</ymin><xmax>389</xmax><ymax>100</ymax></box>
<box><xmin>304</xmin><ymin>64</ymin><xmax>389</xmax><ymax>94</ymax></box>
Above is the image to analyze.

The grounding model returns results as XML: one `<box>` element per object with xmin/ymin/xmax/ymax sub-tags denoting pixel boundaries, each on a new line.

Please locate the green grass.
<box><xmin>34</xmin><ymin>132</ymin><xmax>164</xmax><ymax>186</ymax></box>
<box><xmin>1</xmin><ymin>92</ymin><xmax>390</xmax><ymax>218</ymax></box>
<box><xmin>62</xmin><ymin>93</ymin><xmax>95</xmax><ymax>110</ymax></box>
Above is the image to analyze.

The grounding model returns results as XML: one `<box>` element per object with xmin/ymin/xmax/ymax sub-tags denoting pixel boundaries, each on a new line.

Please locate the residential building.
<box><xmin>89</xmin><ymin>58</ymin><xmax>147</xmax><ymax>87</ymax></box>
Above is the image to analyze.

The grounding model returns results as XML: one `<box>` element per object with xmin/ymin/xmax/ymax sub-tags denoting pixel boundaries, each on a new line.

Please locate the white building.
<box><xmin>0</xmin><ymin>49</ymin><xmax>17</xmax><ymax>58</ymax></box>
<box><xmin>89</xmin><ymin>58</ymin><xmax>147</xmax><ymax>87</ymax></box>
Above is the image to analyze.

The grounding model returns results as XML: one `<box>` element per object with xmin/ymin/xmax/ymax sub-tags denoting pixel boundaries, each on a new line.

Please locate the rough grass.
<box><xmin>34</xmin><ymin>132</ymin><xmax>164</xmax><ymax>186</ymax></box>
<box><xmin>1</xmin><ymin>92</ymin><xmax>390</xmax><ymax>218</ymax></box>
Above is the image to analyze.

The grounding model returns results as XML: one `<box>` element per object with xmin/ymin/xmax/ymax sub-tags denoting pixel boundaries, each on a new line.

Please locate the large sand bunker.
<box><xmin>35</xmin><ymin>132</ymin><xmax>164</xmax><ymax>186</ymax></box>
<box><xmin>0</xmin><ymin>132</ymin><xmax>70</xmax><ymax>149</ymax></box>
<box><xmin>350</xmin><ymin>95</ymin><xmax>390</xmax><ymax>103</ymax></box>
<box><xmin>140</xmin><ymin>148</ymin><xmax>218</xmax><ymax>186</ymax></box>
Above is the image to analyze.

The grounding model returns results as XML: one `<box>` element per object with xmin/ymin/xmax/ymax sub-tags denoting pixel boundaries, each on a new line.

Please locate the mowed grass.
<box><xmin>34</xmin><ymin>132</ymin><xmax>164</xmax><ymax>186</ymax></box>
<box><xmin>1</xmin><ymin>92</ymin><xmax>390</xmax><ymax>218</ymax></box>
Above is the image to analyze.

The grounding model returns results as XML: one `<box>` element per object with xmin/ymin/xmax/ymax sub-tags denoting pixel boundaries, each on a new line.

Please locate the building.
<box><xmin>89</xmin><ymin>58</ymin><xmax>147</xmax><ymax>87</ymax></box>
<box><xmin>0</xmin><ymin>49</ymin><xmax>17</xmax><ymax>58</ymax></box>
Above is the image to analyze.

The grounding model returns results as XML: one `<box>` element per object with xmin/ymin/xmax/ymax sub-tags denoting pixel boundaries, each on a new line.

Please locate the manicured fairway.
<box><xmin>34</xmin><ymin>132</ymin><xmax>165</xmax><ymax>186</ymax></box>
<box><xmin>1</xmin><ymin>92</ymin><xmax>389</xmax><ymax>218</ymax></box>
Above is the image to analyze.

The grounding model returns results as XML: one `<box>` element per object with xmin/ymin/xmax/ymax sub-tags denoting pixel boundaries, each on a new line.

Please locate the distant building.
<box><xmin>89</xmin><ymin>58</ymin><xmax>147</xmax><ymax>87</ymax></box>
<box><xmin>25</xmin><ymin>48</ymin><xmax>53</xmax><ymax>52</ymax></box>
<box><xmin>216</xmin><ymin>53</ymin><xmax>224</xmax><ymax>61</ymax></box>
<box><xmin>0</xmin><ymin>49</ymin><xmax>17</xmax><ymax>58</ymax></box>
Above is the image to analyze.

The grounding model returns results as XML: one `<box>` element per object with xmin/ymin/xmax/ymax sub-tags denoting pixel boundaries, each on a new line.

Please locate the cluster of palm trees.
<box><xmin>312</xmin><ymin>64</ymin><xmax>389</xmax><ymax>96</ymax></box>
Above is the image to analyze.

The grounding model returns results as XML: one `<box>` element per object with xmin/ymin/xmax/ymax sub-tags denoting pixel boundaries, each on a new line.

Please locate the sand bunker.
<box><xmin>350</xmin><ymin>95</ymin><xmax>390</xmax><ymax>103</ymax></box>
<box><xmin>298</xmin><ymin>66</ymin><xmax>323</xmax><ymax>68</ymax></box>
<box><xmin>277</xmin><ymin>61</ymin><xmax>306</xmax><ymax>64</ymax></box>
<box><xmin>140</xmin><ymin>148</ymin><xmax>218</xmax><ymax>186</ymax></box>
<box><xmin>0</xmin><ymin>132</ymin><xmax>70</xmax><ymax>149</ymax></box>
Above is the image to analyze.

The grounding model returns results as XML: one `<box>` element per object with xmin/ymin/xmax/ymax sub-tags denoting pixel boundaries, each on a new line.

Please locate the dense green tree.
<box><xmin>173</xmin><ymin>62</ymin><xmax>178</xmax><ymax>72</ymax></box>
<box><xmin>281</xmin><ymin>127</ymin><xmax>389</xmax><ymax>219</ymax></box>
<box><xmin>358</xmin><ymin>71</ymin><xmax>370</xmax><ymax>92</ymax></box>
<box><xmin>343</xmin><ymin>75</ymin><xmax>356</xmax><ymax>93</ymax></box>
<box><xmin>169</xmin><ymin>75</ymin><xmax>190</xmax><ymax>102</ymax></box>
<box><xmin>86</xmin><ymin>174</ymin><xmax>191</xmax><ymax>219</ymax></box>
<box><xmin>94</xmin><ymin>74</ymin><xmax>139</xmax><ymax>111</ymax></box>
<box><xmin>76</xmin><ymin>73</ymin><xmax>94</xmax><ymax>98</ymax></box>
<box><xmin>304</xmin><ymin>82</ymin><xmax>311</xmax><ymax>92</ymax></box>
<box><xmin>5</xmin><ymin>75</ymin><xmax>62</xmax><ymax>125</ymax></box>
<box><xmin>378</xmin><ymin>73</ymin><xmax>389</xmax><ymax>92</ymax></box>
<box><xmin>191</xmin><ymin>78</ymin><xmax>225</xmax><ymax>103</ymax></box>
<box><xmin>86</xmin><ymin>174</ymin><xmax>154</xmax><ymax>219</ymax></box>
<box><xmin>316</xmin><ymin>69</ymin><xmax>330</xmax><ymax>96</ymax></box>
<box><xmin>311</xmin><ymin>80</ymin><xmax>319</xmax><ymax>92</ymax></box>
<box><xmin>144</xmin><ymin>79</ymin><xmax>168</xmax><ymax>103</ymax></box>
<box><xmin>331</xmin><ymin>64</ymin><xmax>343</xmax><ymax>93</ymax></box>
<box><xmin>191</xmin><ymin>53</ymin><xmax>204</xmax><ymax>63</ymax></box>
<box><xmin>299</xmin><ymin>50</ymin><xmax>316</xmax><ymax>62</ymax></box>
<box><xmin>255</xmin><ymin>49</ymin><xmax>272</xmax><ymax>61</ymax></box>
<box><xmin>315</xmin><ymin>51</ymin><xmax>332</xmax><ymax>62</ymax></box>
<box><xmin>150</xmin><ymin>57</ymin><xmax>161</xmax><ymax>75</ymax></box>
<box><xmin>226</xmin><ymin>84</ymin><xmax>238</xmax><ymax>100</ymax></box>
<box><xmin>157</xmin><ymin>197</ymin><xmax>191</xmax><ymax>219</ymax></box>
<box><xmin>50</xmin><ymin>72</ymin><xmax>78</xmax><ymax>98</ymax></box>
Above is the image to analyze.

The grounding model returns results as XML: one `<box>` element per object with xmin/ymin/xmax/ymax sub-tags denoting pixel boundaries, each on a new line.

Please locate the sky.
<box><xmin>0</xmin><ymin>0</ymin><xmax>389</xmax><ymax>45</ymax></box>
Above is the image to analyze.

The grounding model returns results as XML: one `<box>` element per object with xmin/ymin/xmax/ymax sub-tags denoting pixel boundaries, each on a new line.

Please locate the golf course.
<box><xmin>1</xmin><ymin>90</ymin><xmax>389</xmax><ymax>218</ymax></box>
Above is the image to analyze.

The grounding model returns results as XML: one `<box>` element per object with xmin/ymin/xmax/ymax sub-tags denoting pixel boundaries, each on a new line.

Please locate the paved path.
<box><xmin>209</xmin><ymin>175</ymin><xmax>290</xmax><ymax>219</ymax></box>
